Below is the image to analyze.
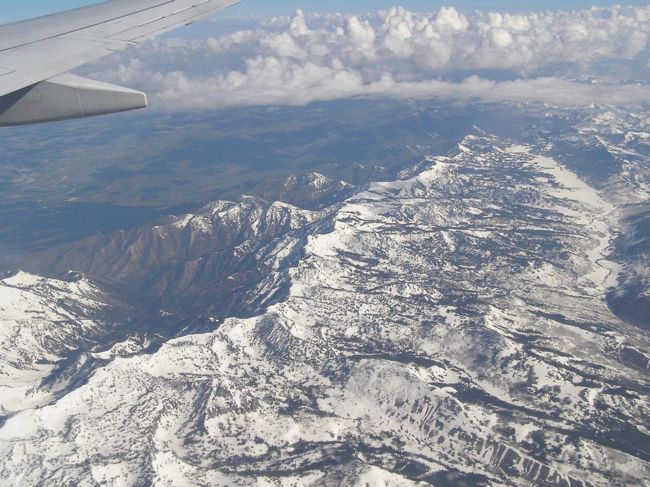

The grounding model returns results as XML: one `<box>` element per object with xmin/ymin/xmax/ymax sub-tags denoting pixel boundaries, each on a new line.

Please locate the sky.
<box><xmin>2</xmin><ymin>0</ymin><xmax>650</xmax><ymax>23</ymax></box>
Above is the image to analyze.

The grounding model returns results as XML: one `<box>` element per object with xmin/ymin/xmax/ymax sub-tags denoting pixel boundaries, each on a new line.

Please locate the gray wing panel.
<box><xmin>0</xmin><ymin>0</ymin><xmax>238</xmax><ymax>97</ymax></box>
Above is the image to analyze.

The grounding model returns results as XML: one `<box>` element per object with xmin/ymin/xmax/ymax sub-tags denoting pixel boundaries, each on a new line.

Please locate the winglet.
<box><xmin>0</xmin><ymin>74</ymin><xmax>147</xmax><ymax>126</ymax></box>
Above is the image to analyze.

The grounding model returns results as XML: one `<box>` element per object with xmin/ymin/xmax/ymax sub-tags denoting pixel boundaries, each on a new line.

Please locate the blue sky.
<box><xmin>1</xmin><ymin>0</ymin><xmax>649</xmax><ymax>23</ymax></box>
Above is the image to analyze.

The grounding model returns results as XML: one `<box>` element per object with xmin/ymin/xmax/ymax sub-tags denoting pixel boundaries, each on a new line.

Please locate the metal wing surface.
<box><xmin>0</xmin><ymin>0</ymin><xmax>238</xmax><ymax>125</ymax></box>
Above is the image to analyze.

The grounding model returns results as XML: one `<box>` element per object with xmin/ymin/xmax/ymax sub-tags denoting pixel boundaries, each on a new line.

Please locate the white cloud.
<box><xmin>87</xmin><ymin>6</ymin><xmax>650</xmax><ymax>110</ymax></box>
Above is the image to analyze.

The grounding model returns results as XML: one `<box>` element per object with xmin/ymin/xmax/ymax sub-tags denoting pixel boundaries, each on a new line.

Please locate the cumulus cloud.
<box><xmin>87</xmin><ymin>6</ymin><xmax>650</xmax><ymax>110</ymax></box>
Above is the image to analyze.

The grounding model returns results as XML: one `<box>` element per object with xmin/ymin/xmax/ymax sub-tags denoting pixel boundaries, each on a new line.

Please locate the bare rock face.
<box><xmin>23</xmin><ymin>194</ymin><xmax>333</xmax><ymax>318</ymax></box>
<box><xmin>22</xmin><ymin>173</ymin><xmax>357</xmax><ymax>320</ymax></box>
<box><xmin>2</xmin><ymin>122</ymin><xmax>649</xmax><ymax>486</ymax></box>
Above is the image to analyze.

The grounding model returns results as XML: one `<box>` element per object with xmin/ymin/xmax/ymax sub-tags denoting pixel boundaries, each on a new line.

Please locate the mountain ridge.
<box><xmin>21</xmin><ymin>173</ymin><xmax>351</xmax><ymax>320</ymax></box>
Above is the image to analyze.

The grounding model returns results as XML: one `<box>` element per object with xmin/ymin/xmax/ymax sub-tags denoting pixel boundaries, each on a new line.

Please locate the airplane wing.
<box><xmin>0</xmin><ymin>0</ymin><xmax>239</xmax><ymax>126</ymax></box>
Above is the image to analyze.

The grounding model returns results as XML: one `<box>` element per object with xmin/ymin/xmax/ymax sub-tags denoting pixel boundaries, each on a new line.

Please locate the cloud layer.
<box><xmin>88</xmin><ymin>6</ymin><xmax>650</xmax><ymax>109</ymax></box>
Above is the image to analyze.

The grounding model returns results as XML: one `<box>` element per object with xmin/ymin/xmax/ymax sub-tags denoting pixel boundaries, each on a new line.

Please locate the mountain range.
<box><xmin>0</xmin><ymin>106</ymin><xmax>649</xmax><ymax>485</ymax></box>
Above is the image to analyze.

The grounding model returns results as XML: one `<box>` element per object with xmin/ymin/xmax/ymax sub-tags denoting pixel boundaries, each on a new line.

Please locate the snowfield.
<box><xmin>0</xmin><ymin>129</ymin><xmax>649</xmax><ymax>486</ymax></box>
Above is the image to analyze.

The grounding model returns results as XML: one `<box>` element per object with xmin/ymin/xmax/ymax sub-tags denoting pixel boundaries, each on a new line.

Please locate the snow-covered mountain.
<box><xmin>0</xmin><ymin>272</ymin><xmax>134</xmax><ymax>415</ymax></box>
<box><xmin>250</xmin><ymin>172</ymin><xmax>357</xmax><ymax>210</ymax></box>
<box><xmin>561</xmin><ymin>110</ymin><xmax>650</xmax><ymax>331</ymax></box>
<box><xmin>23</xmin><ymin>174</ymin><xmax>348</xmax><ymax>320</ymax></box>
<box><xmin>1</xmin><ymin>124</ymin><xmax>648</xmax><ymax>485</ymax></box>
